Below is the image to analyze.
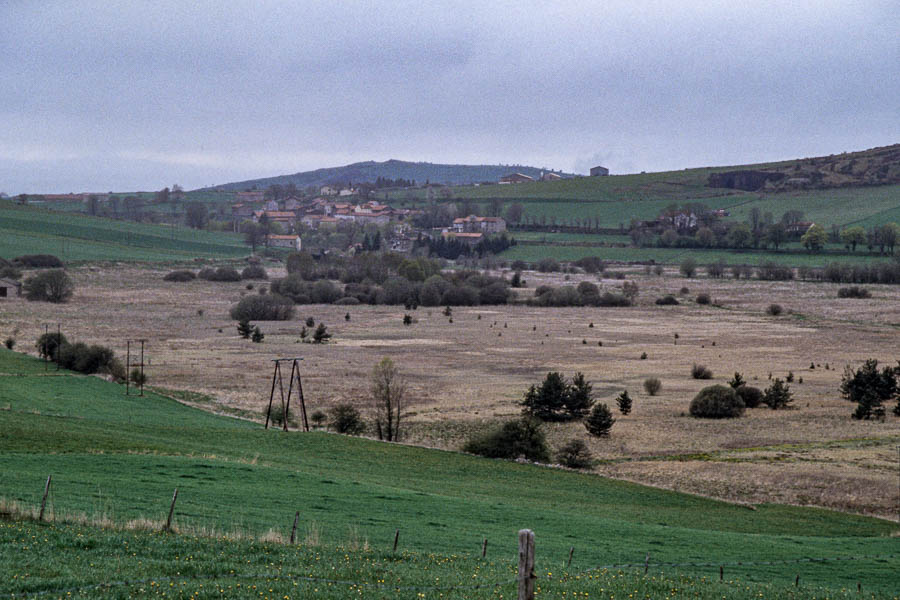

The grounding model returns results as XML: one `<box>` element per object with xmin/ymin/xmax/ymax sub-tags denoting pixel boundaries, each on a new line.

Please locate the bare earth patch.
<box><xmin>3</xmin><ymin>264</ymin><xmax>899</xmax><ymax>519</ymax></box>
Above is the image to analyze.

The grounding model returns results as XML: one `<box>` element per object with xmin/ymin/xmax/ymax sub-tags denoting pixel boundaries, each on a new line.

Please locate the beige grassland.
<box><xmin>3</xmin><ymin>263</ymin><xmax>899</xmax><ymax>519</ymax></box>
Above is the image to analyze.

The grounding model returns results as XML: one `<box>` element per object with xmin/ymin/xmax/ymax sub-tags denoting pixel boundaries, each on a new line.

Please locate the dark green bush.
<box><xmin>643</xmin><ymin>377</ymin><xmax>661</xmax><ymax>395</ymax></box>
<box><xmin>462</xmin><ymin>418</ymin><xmax>550</xmax><ymax>462</ymax></box>
<box><xmin>56</xmin><ymin>342</ymin><xmax>117</xmax><ymax>375</ymax></box>
<box><xmin>555</xmin><ymin>439</ymin><xmax>593</xmax><ymax>469</ymax></box>
<box><xmin>197</xmin><ymin>267</ymin><xmax>216</xmax><ymax>280</ymax></box>
<box><xmin>163</xmin><ymin>270</ymin><xmax>196</xmax><ymax>282</ymax></box>
<box><xmin>690</xmin><ymin>385</ymin><xmax>745</xmax><ymax>419</ymax></box>
<box><xmin>329</xmin><ymin>403</ymin><xmax>366</xmax><ymax>435</ymax></box>
<box><xmin>696</xmin><ymin>293</ymin><xmax>711</xmax><ymax>305</ymax></box>
<box><xmin>655</xmin><ymin>295</ymin><xmax>679</xmax><ymax>305</ymax></box>
<box><xmin>763</xmin><ymin>378</ymin><xmax>794</xmax><ymax>410</ymax></box>
<box><xmin>735</xmin><ymin>385</ymin><xmax>763</xmax><ymax>408</ymax></box>
<box><xmin>36</xmin><ymin>332</ymin><xmax>68</xmax><ymax>359</ymax></box>
<box><xmin>229</xmin><ymin>294</ymin><xmax>295</xmax><ymax>321</ymax></box>
<box><xmin>584</xmin><ymin>403</ymin><xmax>615</xmax><ymax>437</ymax></box>
<box><xmin>766</xmin><ymin>303</ymin><xmax>783</xmax><ymax>316</ymax></box>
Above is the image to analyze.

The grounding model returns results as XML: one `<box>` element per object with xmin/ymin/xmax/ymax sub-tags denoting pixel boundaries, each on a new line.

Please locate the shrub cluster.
<box><xmin>756</xmin><ymin>262</ymin><xmax>794</xmax><ymax>281</ymax></box>
<box><xmin>13</xmin><ymin>254</ymin><xmax>64</xmax><ymax>268</ymax></box>
<box><xmin>163</xmin><ymin>270</ymin><xmax>196</xmax><ymax>282</ymax></box>
<box><xmin>655</xmin><ymin>295</ymin><xmax>679</xmax><ymax>305</ymax></box>
<box><xmin>521</xmin><ymin>372</ymin><xmax>594</xmax><ymax>421</ymax></box>
<box><xmin>824</xmin><ymin>262</ymin><xmax>900</xmax><ymax>285</ymax></box>
<box><xmin>463</xmin><ymin>418</ymin><xmax>550</xmax><ymax>462</ymax></box>
<box><xmin>36</xmin><ymin>332</ymin><xmax>123</xmax><ymax>379</ymax></box>
<box><xmin>837</xmin><ymin>286</ymin><xmax>871</xmax><ymax>299</ymax></box>
<box><xmin>530</xmin><ymin>284</ymin><xmax>630</xmax><ymax>307</ymax></box>
<box><xmin>229</xmin><ymin>294</ymin><xmax>295</xmax><ymax>321</ymax></box>
<box><xmin>199</xmin><ymin>266</ymin><xmax>241</xmax><ymax>282</ymax></box>
<box><xmin>690</xmin><ymin>385</ymin><xmax>745</xmax><ymax>419</ymax></box>
<box><xmin>241</xmin><ymin>265</ymin><xmax>268</xmax><ymax>280</ymax></box>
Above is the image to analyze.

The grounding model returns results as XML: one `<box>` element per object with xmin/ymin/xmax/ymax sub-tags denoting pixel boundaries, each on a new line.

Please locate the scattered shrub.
<box><xmin>679</xmin><ymin>258</ymin><xmax>697</xmax><ymax>278</ymax></box>
<box><xmin>696</xmin><ymin>293</ymin><xmax>711</xmax><ymax>305</ymax></box>
<box><xmin>267</xmin><ymin>402</ymin><xmax>296</xmax><ymax>428</ymax></box>
<box><xmin>403</xmin><ymin>314</ymin><xmax>413</xmax><ymax>326</ymax></box>
<box><xmin>691</xmin><ymin>364</ymin><xmax>713</xmax><ymax>379</ymax></box>
<box><xmin>329</xmin><ymin>403</ymin><xmax>366</xmax><ymax>435</ymax></box>
<box><xmin>241</xmin><ymin>265</ymin><xmax>268</xmax><ymax>280</ymax></box>
<box><xmin>4</xmin><ymin>337</ymin><xmax>15</xmax><ymax>350</ymax></box>
<box><xmin>237</xmin><ymin>319</ymin><xmax>253</xmax><ymax>339</ymax></box>
<box><xmin>36</xmin><ymin>332</ymin><xmax>68</xmax><ymax>359</ymax></box>
<box><xmin>23</xmin><ymin>270</ymin><xmax>74</xmax><ymax>303</ymax></box>
<box><xmin>640</xmin><ymin>352</ymin><xmax>648</xmax><ymax>360</ymax></box>
<box><xmin>310</xmin><ymin>410</ymin><xmax>327</xmax><ymax>428</ymax></box>
<box><xmin>837</xmin><ymin>286</ymin><xmax>871</xmax><ymax>299</ymax></box>
<box><xmin>251</xmin><ymin>326</ymin><xmax>264</xmax><ymax>343</ymax></box>
<box><xmin>735</xmin><ymin>385</ymin><xmax>763</xmax><ymax>408</ymax></box>
<box><xmin>463</xmin><ymin>418</ymin><xmax>550</xmax><ymax>462</ymax></box>
<box><xmin>643</xmin><ymin>377</ymin><xmax>661</xmax><ymax>395</ymax></box>
<box><xmin>616</xmin><ymin>390</ymin><xmax>632</xmax><ymax>415</ymax></box>
<box><xmin>655</xmin><ymin>295</ymin><xmax>679</xmax><ymax>306</ymax></box>
<box><xmin>536</xmin><ymin>258</ymin><xmax>560</xmax><ymax>273</ymax></box>
<box><xmin>690</xmin><ymin>385</ymin><xmax>745</xmax><ymax>419</ymax></box>
<box><xmin>840</xmin><ymin>359</ymin><xmax>898</xmax><ymax>420</ymax></box>
<box><xmin>197</xmin><ymin>267</ymin><xmax>216</xmax><ymax>280</ymax></box>
<box><xmin>679</xmin><ymin>286</ymin><xmax>690</xmax><ymax>295</ymax></box>
<box><xmin>129</xmin><ymin>368</ymin><xmax>147</xmax><ymax>386</ymax></box>
<box><xmin>312</xmin><ymin>323</ymin><xmax>331</xmax><ymax>343</ymax></box>
<box><xmin>521</xmin><ymin>372</ymin><xmax>594</xmax><ymax>421</ymax></box>
<box><xmin>555</xmin><ymin>439</ymin><xmax>593</xmax><ymax>469</ymax></box>
<box><xmin>229</xmin><ymin>294</ymin><xmax>295</xmax><ymax>321</ymax></box>
<box><xmin>766</xmin><ymin>303</ymin><xmax>783</xmax><ymax>316</ymax></box>
<box><xmin>163</xmin><ymin>270</ymin><xmax>196</xmax><ymax>282</ymax></box>
<box><xmin>763</xmin><ymin>378</ymin><xmax>794</xmax><ymax>409</ymax></box>
<box><xmin>56</xmin><ymin>342</ymin><xmax>117</xmax><ymax>375</ymax></box>
<box><xmin>584</xmin><ymin>403</ymin><xmax>616</xmax><ymax>437</ymax></box>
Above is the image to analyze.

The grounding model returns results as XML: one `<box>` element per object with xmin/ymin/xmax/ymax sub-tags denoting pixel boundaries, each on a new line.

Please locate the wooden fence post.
<box><xmin>290</xmin><ymin>511</ymin><xmax>299</xmax><ymax>544</ymax></box>
<box><xmin>393</xmin><ymin>529</ymin><xmax>400</xmax><ymax>553</ymax></box>
<box><xmin>164</xmin><ymin>488</ymin><xmax>178</xmax><ymax>532</ymax></box>
<box><xmin>644</xmin><ymin>552</ymin><xmax>650</xmax><ymax>574</ymax></box>
<box><xmin>518</xmin><ymin>529</ymin><xmax>535</xmax><ymax>600</ymax></box>
<box><xmin>38</xmin><ymin>475</ymin><xmax>52</xmax><ymax>521</ymax></box>
<box><xmin>482</xmin><ymin>538</ymin><xmax>488</xmax><ymax>558</ymax></box>
<box><xmin>719</xmin><ymin>565</ymin><xmax>723</xmax><ymax>581</ymax></box>
<box><xmin>567</xmin><ymin>546</ymin><xmax>574</xmax><ymax>568</ymax></box>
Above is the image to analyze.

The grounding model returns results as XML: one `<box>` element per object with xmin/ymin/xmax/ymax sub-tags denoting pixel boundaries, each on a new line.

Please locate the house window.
<box><xmin>0</xmin><ymin>288</ymin><xmax>7</xmax><ymax>298</ymax></box>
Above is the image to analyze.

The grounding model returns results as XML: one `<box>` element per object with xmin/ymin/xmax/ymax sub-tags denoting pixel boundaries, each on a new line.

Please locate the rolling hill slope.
<box><xmin>205</xmin><ymin>159</ymin><xmax>575</xmax><ymax>190</ymax></box>
<box><xmin>0</xmin><ymin>348</ymin><xmax>897</xmax><ymax>594</ymax></box>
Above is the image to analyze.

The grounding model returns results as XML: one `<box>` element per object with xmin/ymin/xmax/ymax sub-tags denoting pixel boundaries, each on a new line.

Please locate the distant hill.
<box><xmin>203</xmin><ymin>159</ymin><xmax>576</xmax><ymax>191</ymax></box>
<box><xmin>706</xmin><ymin>144</ymin><xmax>900</xmax><ymax>192</ymax></box>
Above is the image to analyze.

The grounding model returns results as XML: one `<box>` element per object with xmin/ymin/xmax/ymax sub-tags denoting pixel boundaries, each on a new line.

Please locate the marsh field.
<box><xmin>4</xmin><ymin>263</ymin><xmax>900</xmax><ymax>520</ymax></box>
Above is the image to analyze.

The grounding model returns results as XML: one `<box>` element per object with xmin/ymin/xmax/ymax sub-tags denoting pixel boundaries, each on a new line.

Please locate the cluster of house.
<box><xmin>231</xmin><ymin>190</ymin><xmax>423</xmax><ymax>250</ymax></box>
<box><xmin>440</xmin><ymin>215</ymin><xmax>507</xmax><ymax>245</ymax></box>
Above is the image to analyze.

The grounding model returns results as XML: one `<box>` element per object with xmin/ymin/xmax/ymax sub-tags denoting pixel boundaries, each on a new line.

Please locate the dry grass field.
<box><xmin>3</xmin><ymin>263</ymin><xmax>899</xmax><ymax>520</ymax></box>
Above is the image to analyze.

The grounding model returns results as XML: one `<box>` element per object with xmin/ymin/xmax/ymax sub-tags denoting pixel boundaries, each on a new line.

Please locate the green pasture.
<box><xmin>0</xmin><ymin>202</ymin><xmax>248</xmax><ymax>262</ymax></box>
<box><xmin>0</xmin><ymin>348</ymin><xmax>898</xmax><ymax>596</ymax></box>
<box><xmin>2</xmin><ymin>521</ymin><xmax>897</xmax><ymax>599</ymax></box>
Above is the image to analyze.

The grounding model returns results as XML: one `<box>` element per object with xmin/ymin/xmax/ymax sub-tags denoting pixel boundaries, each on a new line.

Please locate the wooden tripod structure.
<box><xmin>265</xmin><ymin>358</ymin><xmax>309</xmax><ymax>431</ymax></box>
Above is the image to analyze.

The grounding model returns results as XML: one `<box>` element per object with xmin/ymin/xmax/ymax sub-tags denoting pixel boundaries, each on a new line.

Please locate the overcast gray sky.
<box><xmin>1</xmin><ymin>0</ymin><xmax>897</xmax><ymax>193</ymax></box>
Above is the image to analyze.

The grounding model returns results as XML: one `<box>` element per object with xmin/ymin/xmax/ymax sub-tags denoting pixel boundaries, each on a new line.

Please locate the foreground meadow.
<box><xmin>2</xmin><ymin>263</ymin><xmax>899</xmax><ymax>520</ymax></box>
<box><xmin>1</xmin><ymin>348</ymin><xmax>898</xmax><ymax>597</ymax></box>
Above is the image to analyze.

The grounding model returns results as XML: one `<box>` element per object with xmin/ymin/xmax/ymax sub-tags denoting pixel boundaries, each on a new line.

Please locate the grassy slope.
<box><xmin>0</xmin><ymin>201</ymin><xmax>248</xmax><ymax>262</ymax></box>
<box><xmin>1</xmin><ymin>348</ymin><xmax>898</xmax><ymax>595</ymax></box>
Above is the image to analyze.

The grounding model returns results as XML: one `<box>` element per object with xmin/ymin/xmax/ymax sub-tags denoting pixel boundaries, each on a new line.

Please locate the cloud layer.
<box><xmin>1</xmin><ymin>1</ymin><xmax>897</xmax><ymax>192</ymax></box>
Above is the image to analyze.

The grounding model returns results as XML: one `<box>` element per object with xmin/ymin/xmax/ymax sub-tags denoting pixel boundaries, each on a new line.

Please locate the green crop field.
<box><xmin>0</xmin><ymin>201</ymin><xmax>249</xmax><ymax>262</ymax></box>
<box><xmin>1</xmin><ymin>348</ymin><xmax>898</xmax><ymax>597</ymax></box>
